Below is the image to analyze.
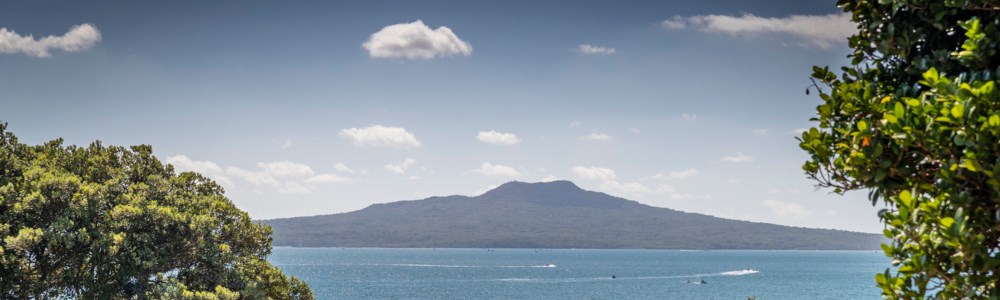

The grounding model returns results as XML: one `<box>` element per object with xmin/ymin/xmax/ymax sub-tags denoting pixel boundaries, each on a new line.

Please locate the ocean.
<box><xmin>268</xmin><ymin>248</ymin><xmax>888</xmax><ymax>299</ymax></box>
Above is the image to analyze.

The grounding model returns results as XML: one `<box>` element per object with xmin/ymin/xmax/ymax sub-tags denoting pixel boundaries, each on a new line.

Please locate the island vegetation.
<box><xmin>801</xmin><ymin>0</ymin><xmax>1000</xmax><ymax>297</ymax></box>
<box><xmin>0</xmin><ymin>123</ymin><xmax>312</xmax><ymax>299</ymax></box>
<box><xmin>263</xmin><ymin>181</ymin><xmax>884</xmax><ymax>250</ymax></box>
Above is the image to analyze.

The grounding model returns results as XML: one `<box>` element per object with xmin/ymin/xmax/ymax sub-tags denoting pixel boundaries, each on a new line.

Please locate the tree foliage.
<box><xmin>800</xmin><ymin>0</ymin><xmax>1000</xmax><ymax>298</ymax></box>
<box><xmin>0</xmin><ymin>123</ymin><xmax>313</xmax><ymax>299</ymax></box>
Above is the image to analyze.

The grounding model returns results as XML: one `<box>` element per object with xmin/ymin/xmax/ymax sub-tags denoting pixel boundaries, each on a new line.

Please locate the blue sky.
<box><xmin>0</xmin><ymin>0</ymin><xmax>884</xmax><ymax>232</ymax></box>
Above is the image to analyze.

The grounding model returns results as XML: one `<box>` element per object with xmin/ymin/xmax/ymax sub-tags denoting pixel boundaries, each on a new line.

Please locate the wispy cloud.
<box><xmin>0</xmin><ymin>23</ymin><xmax>101</xmax><ymax>57</ymax></box>
<box><xmin>752</xmin><ymin>129</ymin><xmax>768</xmax><ymax>136</ymax></box>
<box><xmin>305</xmin><ymin>173</ymin><xmax>352</xmax><ymax>183</ymax></box>
<box><xmin>340</xmin><ymin>125</ymin><xmax>421</xmax><ymax>149</ymax></box>
<box><xmin>663</xmin><ymin>13</ymin><xmax>854</xmax><ymax>48</ymax></box>
<box><xmin>581</xmin><ymin>133</ymin><xmax>611</xmax><ymax>141</ymax></box>
<box><xmin>721</xmin><ymin>152</ymin><xmax>753</xmax><ymax>163</ymax></box>
<box><xmin>577</xmin><ymin>44</ymin><xmax>616</xmax><ymax>55</ymax></box>
<box><xmin>681</xmin><ymin>113</ymin><xmax>697</xmax><ymax>120</ymax></box>
<box><xmin>167</xmin><ymin>155</ymin><xmax>233</xmax><ymax>187</ymax></box>
<box><xmin>540</xmin><ymin>175</ymin><xmax>560</xmax><ymax>182</ymax></box>
<box><xmin>171</xmin><ymin>156</ymin><xmax>350</xmax><ymax>192</ymax></box>
<box><xmin>384</xmin><ymin>158</ymin><xmax>418</xmax><ymax>175</ymax></box>
<box><xmin>362</xmin><ymin>20</ymin><xmax>472</xmax><ymax>59</ymax></box>
<box><xmin>649</xmin><ymin>168</ymin><xmax>699</xmax><ymax>180</ymax></box>
<box><xmin>661</xmin><ymin>16</ymin><xmax>686</xmax><ymax>29</ymax></box>
<box><xmin>477</xmin><ymin>130</ymin><xmax>521</xmax><ymax>146</ymax></box>
<box><xmin>572</xmin><ymin>166</ymin><xmax>618</xmax><ymax>182</ymax></box>
<box><xmin>763</xmin><ymin>199</ymin><xmax>813</xmax><ymax>219</ymax></box>
<box><xmin>334</xmin><ymin>162</ymin><xmax>355</xmax><ymax>173</ymax></box>
<box><xmin>471</xmin><ymin>162</ymin><xmax>522</xmax><ymax>178</ymax></box>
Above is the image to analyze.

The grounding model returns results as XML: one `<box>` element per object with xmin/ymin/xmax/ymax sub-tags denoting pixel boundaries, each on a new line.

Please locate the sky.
<box><xmin>0</xmin><ymin>0</ymin><xmax>886</xmax><ymax>233</ymax></box>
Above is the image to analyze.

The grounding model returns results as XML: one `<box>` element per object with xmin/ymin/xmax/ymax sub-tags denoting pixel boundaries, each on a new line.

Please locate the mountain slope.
<box><xmin>261</xmin><ymin>181</ymin><xmax>885</xmax><ymax>250</ymax></box>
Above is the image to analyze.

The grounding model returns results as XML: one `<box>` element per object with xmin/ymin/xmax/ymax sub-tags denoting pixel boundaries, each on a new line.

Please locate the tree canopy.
<box><xmin>0</xmin><ymin>123</ymin><xmax>313</xmax><ymax>299</ymax></box>
<box><xmin>801</xmin><ymin>0</ymin><xmax>1000</xmax><ymax>298</ymax></box>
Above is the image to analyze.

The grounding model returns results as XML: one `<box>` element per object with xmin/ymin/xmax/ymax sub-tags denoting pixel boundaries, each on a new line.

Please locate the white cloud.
<box><xmin>221</xmin><ymin>160</ymin><xmax>350</xmax><ymax>194</ymax></box>
<box><xmin>306</xmin><ymin>173</ymin><xmax>352</xmax><ymax>183</ymax></box>
<box><xmin>577</xmin><ymin>44</ymin><xmax>616</xmax><ymax>55</ymax></box>
<box><xmin>0</xmin><ymin>23</ymin><xmax>101</xmax><ymax>57</ymax></box>
<box><xmin>166</xmin><ymin>155</ymin><xmax>233</xmax><ymax>187</ymax></box>
<box><xmin>599</xmin><ymin>180</ymin><xmax>651</xmax><ymax>195</ymax></box>
<box><xmin>281</xmin><ymin>140</ymin><xmax>293</xmax><ymax>149</ymax></box>
<box><xmin>573</xmin><ymin>166</ymin><xmax>698</xmax><ymax>200</ymax></box>
<box><xmin>767</xmin><ymin>188</ymin><xmax>782</xmax><ymax>194</ymax></box>
<box><xmin>339</xmin><ymin>125</ymin><xmax>421</xmax><ymax>149</ymax></box>
<box><xmin>476</xmin><ymin>130</ymin><xmax>521</xmax><ymax>146</ymax></box>
<box><xmin>225</xmin><ymin>166</ymin><xmax>321</xmax><ymax>194</ymax></box>
<box><xmin>791</xmin><ymin>128</ymin><xmax>809</xmax><ymax>134</ymax></box>
<box><xmin>752</xmin><ymin>129</ymin><xmax>768</xmax><ymax>136</ymax></box>
<box><xmin>681</xmin><ymin>113</ymin><xmax>697</xmax><ymax>120</ymax></box>
<box><xmin>572</xmin><ymin>166</ymin><xmax>617</xmax><ymax>182</ymax></box>
<box><xmin>540</xmin><ymin>175</ymin><xmax>560</xmax><ymax>182</ymax></box>
<box><xmin>168</xmin><ymin>155</ymin><xmax>224</xmax><ymax>175</ymax></box>
<box><xmin>649</xmin><ymin>168</ymin><xmax>699</xmax><ymax>180</ymax></box>
<box><xmin>471</xmin><ymin>162</ymin><xmax>522</xmax><ymax>178</ymax></box>
<box><xmin>763</xmin><ymin>199</ymin><xmax>813</xmax><ymax>219</ymax></box>
<box><xmin>665</xmin><ymin>13</ymin><xmax>854</xmax><ymax>48</ymax></box>
<box><xmin>661</xmin><ymin>16</ymin><xmax>686</xmax><ymax>29</ymax></box>
<box><xmin>256</xmin><ymin>161</ymin><xmax>314</xmax><ymax>177</ymax></box>
<box><xmin>581</xmin><ymin>133</ymin><xmax>611</xmax><ymax>141</ymax></box>
<box><xmin>628</xmin><ymin>127</ymin><xmax>641</xmax><ymax>134</ymax></box>
<box><xmin>728</xmin><ymin>178</ymin><xmax>742</xmax><ymax>184</ymax></box>
<box><xmin>362</xmin><ymin>20</ymin><xmax>472</xmax><ymax>59</ymax></box>
<box><xmin>569</xmin><ymin>121</ymin><xmax>583</xmax><ymax>128</ymax></box>
<box><xmin>721</xmin><ymin>152</ymin><xmax>754</xmax><ymax>163</ymax></box>
<box><xmin>226</xmin><ymin>166</ymin><xmax>280</xmax><ymax>187</ymax></box>
<box><xmin>384</xmin><ymin>158</ymin><xmax>418</xmax><ymax>175</ymax></box>
<box><xmin>334</xmin><ymin>162</ymin><xmax>355</xmax><ymax>173</ymax></box>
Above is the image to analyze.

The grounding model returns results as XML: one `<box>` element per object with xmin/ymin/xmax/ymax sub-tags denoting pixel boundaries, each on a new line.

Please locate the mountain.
<box><xmin>261</xmin><ymin>181</ymin><xmax>885</xmax><ymax>250</ymax></box>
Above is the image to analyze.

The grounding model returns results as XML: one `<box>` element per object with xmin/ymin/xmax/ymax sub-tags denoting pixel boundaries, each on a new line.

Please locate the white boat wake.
<box><xmin>378</xmin><ymin>263</ymin><xmax>557</xmax><ymax>268</ymax></box>
<box><xmin>496</xmin><ymin>269</ymin><xmax>760</xmax><ymax>283</ymax></box>
<box><xmin>720</xmin><ymin>269</ymin><xmax>760</xmax><ymax>276</ymax></box>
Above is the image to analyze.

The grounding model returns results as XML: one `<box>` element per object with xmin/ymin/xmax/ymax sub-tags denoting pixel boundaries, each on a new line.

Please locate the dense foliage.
<box><xmin>0</xmin><ymin>123</ymin><xmax>313</xmax><ymax>299</ymax></box>
<box><xmin>264</xmin><ymin>181</ymin><xmax>883</xmax><ymax>250</ymax></box>
<box><xmin>800</xmin><ymin>0</ymin><xmax>1000</xmax><ymax>298</ymax></box>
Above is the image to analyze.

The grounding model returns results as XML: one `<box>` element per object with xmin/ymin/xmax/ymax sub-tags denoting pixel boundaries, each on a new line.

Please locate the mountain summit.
<box><xmin>262</xmin><ymin>181</ymin><xmax>884</xmax><ymax>249</ymax></box>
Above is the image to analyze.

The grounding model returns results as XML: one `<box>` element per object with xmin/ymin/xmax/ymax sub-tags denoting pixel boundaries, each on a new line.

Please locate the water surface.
<box><xmin>269</xmin><ymin>248</ymin><xmax>887</xmax><ymax>299</ymax></box>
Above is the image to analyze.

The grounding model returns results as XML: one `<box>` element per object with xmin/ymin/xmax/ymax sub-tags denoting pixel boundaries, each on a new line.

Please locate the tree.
<box><xmin>0</xmin><ymin>123</ymin><xmax>313</xmax><ymax>299</ymax></box>
<box><xmin>800</xmin><ymin>0</ymin><xmax>1000</xmax><ymax>298</ymax></box>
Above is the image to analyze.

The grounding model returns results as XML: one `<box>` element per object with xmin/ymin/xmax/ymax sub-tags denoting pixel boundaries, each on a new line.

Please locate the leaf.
<box><xmin>963</xmin><ymin>159</ymin><xmax>981</xmax><ymax>172</ymax></box>
<box><xmin>940</xmin><ymin>217</ymin><xmax>955</xmax><ymax>229</ymax></box>
<box><xmin>922</xmin><ymin>68</ymin><xmax>939</xmax><ymax>84</ymax></box>
<box><xmin>951</xmin><ymin>104</ymin><xmax>965</xmax><ymax>119</ymax></box>
<box><xmin>989</xmin><ymin>115</ymin><xmax>1000</xmax><ymax>127</ymax></box>
<box><xmin>858</xmin><ymin>120</ymin><xmax>869</xmax><ymax>131</ymax></box>
<box><xmin>899</xmin><ymin>190</ymin><xmax>913</xmax><ymax>208</ymax></box>
<box><xmin>894</xmin><ymin>102</ymin><xmax>905</xmax><ymax>119</ymax></box>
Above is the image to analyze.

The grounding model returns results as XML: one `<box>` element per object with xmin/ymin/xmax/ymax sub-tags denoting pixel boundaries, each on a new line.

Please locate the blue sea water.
<box><xmin>268</xmin><ymin>248</ymin><xmax>888</xmax><ymax>299</ymax></box>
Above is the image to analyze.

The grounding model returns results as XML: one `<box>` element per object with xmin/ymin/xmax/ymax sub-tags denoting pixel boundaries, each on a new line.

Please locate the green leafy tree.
<box><xmin>800</xmin><ymin>0</ymin><xmax>1000</xmax><ymax>298</ymax></box>
<box><xmin>0</xmin><ymin>123</ymin><xmax>313</xmax><ymax>299</ymax></box>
